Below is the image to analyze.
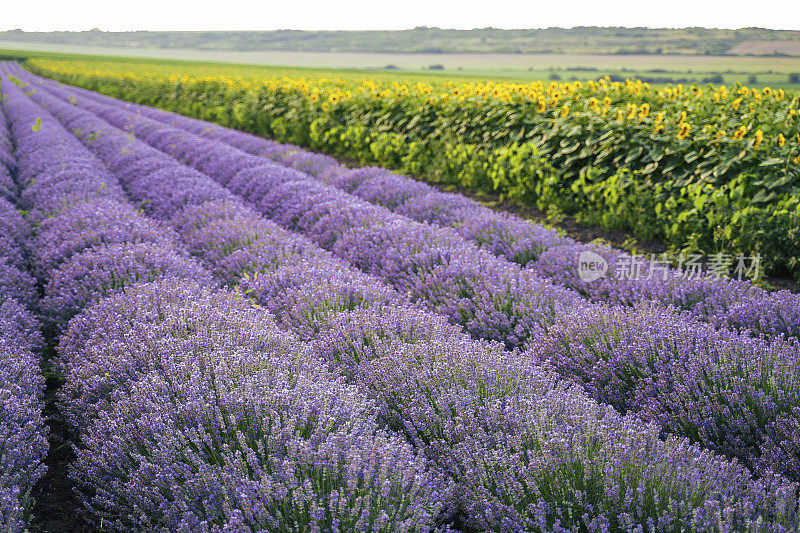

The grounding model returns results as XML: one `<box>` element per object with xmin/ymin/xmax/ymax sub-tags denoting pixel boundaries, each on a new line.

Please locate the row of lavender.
<box><xmin>6</xmin><ymin>66</ymin><xmax>800</xmax><ymax>530</ymax></box>
<box><xmin>0</xmin><ymin>69</ymin><xmax>451</xmax><ymax>531</ymax></box>
<box><xmin>25</xmin><ymin>70</ymin><xmax>800</xmax><ymax>484</ymax></box>
<box><xmin>0</xmin><ymin>90</ymin><xmax>48</xmax><ymax>532</ymax></box>
<box><xmin>22</xmin><ymin>71</ymin><xmax>800</xmax><ymax>343</ymax></box>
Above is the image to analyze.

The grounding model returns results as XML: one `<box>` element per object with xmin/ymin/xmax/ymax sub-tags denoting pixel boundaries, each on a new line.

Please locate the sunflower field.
<box><xmin>26</xmin><ymin>57</ymin><xmax>800</xmax><ymax>279</ymax></box>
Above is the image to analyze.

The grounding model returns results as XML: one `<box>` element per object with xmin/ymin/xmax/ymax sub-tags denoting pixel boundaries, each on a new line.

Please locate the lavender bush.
<box><xmin>239</xmin><ymin>256</ymin><xmax>401</xmax><ymax>340</ymax></box>
<box><xmin>0</xmin><ymin>337</ymin><xmax>48</xmax><ymax>532</ymax></box>
<box><xmin>72</xmin><ymin>346</ymin><xmax>451</xmax><ymax>532</ymax></box>
<box><xmin>0</xmin><ymin>87</ymin><xmax>48</xmax><ymax>533</ymax></box>
<box><xmin>31</xmin><ymin>198</ymin><xmax>177</xmax><ymax>278</ymax></box>
<box><xmin>0</xmin><ymin>198</ymin><xmax>30</xmax><ymax>246</ymax></box>
<box><xmin>57</xmin><ymin>278</ymin><xmax>302</xmax><ymax>430</ymax></box>
<box><xmin>40</xmin><ymin>242</ymin><xmax>213</xmax><ymax>327</ymax></box>
<box><xmin>315</xmin><ymin>315</ymin><xmax>799</xmax><ymax>530</ymax></box>
<box><xmin>534</xmin><ymin>241</ymin><xmax>800</xmax><ymax>339</ymax></box>
<box><xmin>529</xmin><ymin>303</ymin><xmax>800</xmax><ymax>481</ymax></box>
<box><xmin>456</xmin><ymin>387</ymin><xmax>799</xmax><ymax>531</ymax></box>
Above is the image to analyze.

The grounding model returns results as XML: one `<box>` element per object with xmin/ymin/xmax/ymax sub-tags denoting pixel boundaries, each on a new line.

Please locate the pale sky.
<box><xmin>2</xmin><ymin>0</ymin><xmax>800</xmax><ymax>32</ymax></box>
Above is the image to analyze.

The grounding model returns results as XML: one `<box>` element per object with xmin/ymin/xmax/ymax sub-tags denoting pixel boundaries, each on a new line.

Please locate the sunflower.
<box><xmin>753</xmin><ymin>129</ymin><xmax>764</xmax><ymax>149</ymax></box>
<box><xmin>676</xmin><ymin>122</ymin><xmax>691</xmax><ymax>140</ymax></box>
<box><xmin>732</xmin><ymin>125</ymin><xmax>748</xmax><ymax>140</ymax></box>
<box><xmin>638</xmin><ymin>103</ymin><xmax>650</xmax><ymax>121</ymax></box>
<box><xmin>329</xmin><ymin>93</ymin><xmax>340</xmax><ymax>104</ymax></box>
<box><xmin>560</xmin><ymin>104</ymin><xmax>570</xmax><ymax>118</ymax></box>
<box><xmin>653</xmin><ymin>124</ymin><xmax>665</xmax><ymax>134</ymax></box>
<box><xmin>779</xmin><ymin>133</ymin><xmax>786</xmax><ymax>147</ymax></box>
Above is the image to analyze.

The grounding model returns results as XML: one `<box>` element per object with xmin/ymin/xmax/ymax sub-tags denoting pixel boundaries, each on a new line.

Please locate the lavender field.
<box><xmin>3</xmin><ymin>60</ymin><xmax>800</xmax><ymax>531</ymax></box>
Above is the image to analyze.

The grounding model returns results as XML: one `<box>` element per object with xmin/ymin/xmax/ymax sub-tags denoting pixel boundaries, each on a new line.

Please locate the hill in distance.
<box><xmin>2</xmin><ymin>26</ymin><xmax>800</xmax><ymax>56</ymax></box>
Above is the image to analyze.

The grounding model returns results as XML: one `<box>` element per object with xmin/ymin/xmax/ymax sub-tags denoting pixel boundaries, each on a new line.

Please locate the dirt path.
<box><xmin>30</xmin><ymin>360</ymin><xmax>91</xmax><ymax>533</ymax></box>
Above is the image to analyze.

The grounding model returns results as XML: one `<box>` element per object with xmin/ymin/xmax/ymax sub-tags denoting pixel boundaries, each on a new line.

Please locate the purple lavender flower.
<box><xmin>41</xmin><ymin>242</ymin><xmax>214</xmax><ymax>326</ymax></box>
<box><xmin>31</xmin><ymin>198</ymin><xmax>177</xmax><ymax>278</ymax></box>
<box><xmin>171</xmin><ymin>200</ymin><xmax>327</xmax><ymax>284</ymax></box>
<box><xmin>350</xmin><ymin>168</ymin><xmax>434</xmax><ymax>209</ymax></box>
<box><xmin>56</xmin><ymin>278</ymin><xmax>300</xmax><ymax>429</ymax></box>
<box><xmin>534</xmin><ymin>241</ymin><xmax>800</xmax><ymax>340</ymax></box>
<box><xmin>528</xmin><ymin>302</ymin><xmax>800</xmax><ymax>480</ymax></box>
<box><xmin>0</xmin><ymin>338</ymin><xmax>48</xmax><ymax>533</ymax></box>
<box><xmin>0</xmin><ymin>259</ymin><xmax>38</xmax><ymax>310</ymax></box>
<box><xmin>0</xmin><ymin>198</ymin><xmax>29</xmax><ymax>245</ymax></box>
<box><xmin>455</xmin><ymin>385</ymin><xmax>799</xmax><ymax>531</ymax></box>
<box><xmin>239</xmin><ymin>256</ymin><xmax>401</xmax><ymax>340</ymax></box>
<box><xmin>310</xmin><ymin>304</ymin><xmax>466</xmax><ymax>380</ymax></box>
<box><xmin>71</xmin><ymin>345</ymin><xmax>451</xmax><ymax>531</ymax></box>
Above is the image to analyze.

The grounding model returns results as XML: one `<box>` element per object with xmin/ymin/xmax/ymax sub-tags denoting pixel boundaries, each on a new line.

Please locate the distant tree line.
<box><xmin>1</xmin><ymin>27</ymin><xmax>799</xmax><ymax>56</ymax></box>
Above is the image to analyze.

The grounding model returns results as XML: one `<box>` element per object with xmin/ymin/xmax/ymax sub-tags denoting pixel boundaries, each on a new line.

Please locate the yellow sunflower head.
<box><xmin>753</xmin><ymin>129</ymin><xmax>764</xmax><ymax>149</ymax></box>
